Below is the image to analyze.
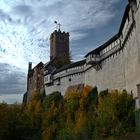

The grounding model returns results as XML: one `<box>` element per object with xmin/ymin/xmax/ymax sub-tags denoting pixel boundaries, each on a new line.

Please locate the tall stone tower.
<box><xmin>50</xmin><ymin>29</ymin><xmax>70</xmax><ymax>68</ymax></box>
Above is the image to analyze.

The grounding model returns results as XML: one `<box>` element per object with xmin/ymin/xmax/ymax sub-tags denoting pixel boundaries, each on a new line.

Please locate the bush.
<box><xmin>0</xmin><ymin>87</ymin><xmax>137</xmax><ymax>140</ymax></box>
<box><xmin>135</xmin><ymin>109</ymin><xmax>140</xmax><ymax>133</ymax></box>
<box><xmin>43</xmin><ymin>91</ymin><xmax>63</xmax><ymax>110</ymax></box>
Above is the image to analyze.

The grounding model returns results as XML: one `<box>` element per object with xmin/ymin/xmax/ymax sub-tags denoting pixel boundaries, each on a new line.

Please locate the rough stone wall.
<box><xmin>27</xmin><ymin>64</ymin><xmax>44</xmax><ymax>103</ymax></box>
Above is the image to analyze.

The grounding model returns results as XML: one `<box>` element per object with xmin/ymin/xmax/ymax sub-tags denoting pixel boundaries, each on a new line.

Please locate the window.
<box><xmin>60</xmin><ymin>37</ymin><xmax>65</xmax><ymax>41</ymax></box>
<box><xmin>69</xmin><ymin>78</ymin><xmax>71</xmax><ymax>82</ymax></box>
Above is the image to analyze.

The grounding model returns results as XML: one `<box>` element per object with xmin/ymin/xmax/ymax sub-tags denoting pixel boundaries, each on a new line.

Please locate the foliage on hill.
<box><xmin>0</xmin><ymin>86</ymin><xmax>139</xmax><ymax>140</ymax></box>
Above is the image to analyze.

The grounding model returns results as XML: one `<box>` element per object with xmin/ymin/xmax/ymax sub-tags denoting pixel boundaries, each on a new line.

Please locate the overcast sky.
<box><xmin>0</xmin><ymin>0</ymin><xmax>127</xmax><ymax>104</ymax></box>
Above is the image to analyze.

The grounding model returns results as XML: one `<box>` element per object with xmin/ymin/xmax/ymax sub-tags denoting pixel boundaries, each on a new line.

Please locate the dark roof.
<box><xmin>85</xmin><ymin>34</ymin><xmax>119</xmax><ymax>57</ymax></box>
<box><xmin>54</xmin><ymin>59</ymin><xmax>86</xmax><ymax>74</ymax></box>
<box><xmin>44</xmin><ymin>60</ymin><xmax>54</xmax><ymax>70</ymax></box>
<box><xmin>33</xmin><ymin>62</ymin><xmax>44</xmax><ymax>70</ymax></box>
<box><xmin>119</xmin><ymin>4</ymin><xmax>130</xmax><ymax>34</ymax></box>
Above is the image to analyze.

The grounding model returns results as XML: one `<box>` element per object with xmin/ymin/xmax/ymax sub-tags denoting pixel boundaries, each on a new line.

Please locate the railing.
<box><xmin>100</xmin><ymin>44</ymin><xmax>121</xmax><ymax>60</ymax></box>
<box><xmin>53</xmin><ymin>67</ymin><xmax>84</xmax><ymax>80</ymax></box>
<box><xmin>86</xmin><ymin>55</ymin><xmax>100</xmax><ymax>64</ymax></box>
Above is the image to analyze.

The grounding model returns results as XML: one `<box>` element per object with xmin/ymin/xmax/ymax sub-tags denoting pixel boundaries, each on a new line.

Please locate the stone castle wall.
<box><xmin>85</xmin><ymin>3</ymin><xmax>140</xmax><ymax>107</ymax></box>
<box><xmin>44</xmin><ymin>1</ymin><xmax>140</xmax><ymax>108</ymax></box>
<box><xmin>45</xmin><ymin>64</ymin><xmax>85</xmax><ymax>95</ymax></box>
<box><xmin>26</xmin><ymin>62</ymin><xmax>44</xmax><ymax>103</ymax></box>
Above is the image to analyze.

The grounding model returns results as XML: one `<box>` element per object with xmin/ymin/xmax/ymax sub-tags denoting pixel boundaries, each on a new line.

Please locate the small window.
<box><xmin>60</xmin><ymin>37</ymin><xmax>65</xmax><ymax>41</ymax></box>
<box><xmin>69</xmin><ymin>78</ymin><xmax>71</xmax><ymax>82</ymax></box>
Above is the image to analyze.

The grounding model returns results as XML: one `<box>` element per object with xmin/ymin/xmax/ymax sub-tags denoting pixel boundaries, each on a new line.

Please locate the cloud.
<box><xmin>0</xmin><ymin>9</ymin><xmax>12</xmax><ymax>22</ymax></box>
<box><xmin>0</xmin><ymin>93</ymin><xmax>23</xmax><ymax>104</ymax></box>
<box><xmin>72</xmin><ymin>54</ymin><xmax>85</xmax><ymax>62</ymax></box>
<box><xmin>0</xmin><ymin>22</ymin><xmax>49</xmax><ymax>70</ymax></box>
<box><xmin>0</xmin><ymin>0</ymin><xmax>125</xmax><ymax>103</ymax></box>
<box><xmin>0</xmin><ymin>63</ymin><xmax>26</xmax><ymax>95</ymax></box>
<box><xmin>0</xmin><ymin>0</ymin><xmax>121</xmax><ymax>52</ymax></box>
<box><xmin>0</xmin><ymin>0</ymin><xmax>123</xmax><ymax>68</ymax></box>
<box><xmin>5</xmin><ymin>0</ymin><xmax>120</xmax><ymax>38</ymax></box>
<box><xmin>70</xmin><ymin>31</ymin><xmax>88</xmax><ymax>41</ymax></box>
<box><xmin>12</xmin><ymin>4</ymin><xmax>32</xmax><ymax>15</ymax></box>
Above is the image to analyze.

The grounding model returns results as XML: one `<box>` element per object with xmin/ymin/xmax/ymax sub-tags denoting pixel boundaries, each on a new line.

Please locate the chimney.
<box><xmin>28</xmin><ymin>62</ymin><xmax>32</xmax><ymax>71</ymax></box>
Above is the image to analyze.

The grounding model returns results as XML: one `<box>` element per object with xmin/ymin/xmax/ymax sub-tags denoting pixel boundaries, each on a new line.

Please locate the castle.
<box><xmin>23</xmin><ymin>0</ymin><xmax>140</xmax><ymax>108</ymax></box>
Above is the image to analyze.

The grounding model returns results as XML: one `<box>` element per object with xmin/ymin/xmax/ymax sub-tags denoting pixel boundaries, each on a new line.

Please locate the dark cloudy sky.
<box><xmin>0</xmin><ymin>0</ymin><xmax>127</xmax><ymax>103</ymax></box>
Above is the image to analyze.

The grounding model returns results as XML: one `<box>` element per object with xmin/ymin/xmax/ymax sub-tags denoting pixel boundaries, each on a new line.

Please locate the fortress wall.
<box><xmin>85</xmin><ymin>50</ymin><xmax>125</xmax><ymax>92</ymax></box>
<box><xmin>45</xmin><ymin>72</ymin><xmax>85</xmax><ymax>95</ymax></box>
<box><xmin>98</xmin><ymin>51</ymin><xmax>125</xmax><ymax>91</ymax></box>
<box><xmin>123</xmin><ymin>27</ymin><xmax>139</xmax><ymax>94</ymax></box>
<box><xmin>123</xmin><ymin>25</ymin><xmax>140</xmax><ymax>108</ymax></box>
<box><xmin>123</xmin><ymin>7</ymin><xmax>140</xmax><ymax>108</ymax></box>
<box><xmin>85</xmin><ymin>5</ymin><xmax>140</xmax><ymax>108</ymax></box>
<box><xmin>136</xmin><ymin>3</ymin><xmax>140</xmax><ymax>62</ymax></box>
<box><xmin>60</xmin><ymin>72</ymin><xmax>85</xmax><ymax>95</ymax></box>
<box><xmin>135</xmin><ymin>4</ymin><xmax>140</xmax><ymax>107</ymax></box>
<box><xmin>45</xmin><ymin>84</ymin><xmax>61</xmax><ymax>95</ymax></box>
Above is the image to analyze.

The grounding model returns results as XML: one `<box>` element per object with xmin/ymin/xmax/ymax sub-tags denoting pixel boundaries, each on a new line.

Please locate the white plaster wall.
<box><xmin>45</xmin><ymin>84</ymin><xmax>61</xmax><ymax>95</ymax></box>
<box><xmin>85</xmin><ymin>50</ymin><xmax>125</xmax><ymax>92</ymax></box>
<box><xmin>85</xmin><ymin>6</ymin><xmax>140</xmax><ymax>108</ymax></box>
<box><xmin>45</xmin><ymin>72</ymin><xmax>84</xmax><ymax>95</ymax></box>
<box><xmin>124</xmin><ymin>6</ymin><xmax>140</xmax><ymax>107</ymax></box>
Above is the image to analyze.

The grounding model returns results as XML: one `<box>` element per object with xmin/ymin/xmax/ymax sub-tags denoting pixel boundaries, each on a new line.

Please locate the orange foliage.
<box><xmin>82</xmin><ymin>85</ymin><xmax>92</xmax><ymax>98</ymax></box>
<box><xmin>64</xmin><ymin>88</ymin><xmax>81</xmax><ymax>101</ymax></box>
<box><xmin>75</xmin><ymin>110</ymin><xmax>86</xmax><ymax>131</ymax></box>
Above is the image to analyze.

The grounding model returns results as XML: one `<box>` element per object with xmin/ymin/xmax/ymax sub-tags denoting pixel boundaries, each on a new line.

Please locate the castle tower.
<box><xmin>50</xmin><ymin>29</ymin><xmax>70</xmax><ymax>68</ymax></box>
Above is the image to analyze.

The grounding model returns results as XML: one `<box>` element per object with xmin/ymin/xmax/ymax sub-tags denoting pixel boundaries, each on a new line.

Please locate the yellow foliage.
<box><xmin>82</xmin><ymin>85</ymin><xmax>92</xmax><ymax>98</ymax></box>
<box><xmin>35</xmin><ymin>100</ymin><xmax>42</xmax><ymax>113</ymax></box>
<box><xmin>64</xmin><ymin>88</ymin><xmax>81</xmax><ymax>101</ymax></box>
<box><xmin>79</xmin><ymin>98</ymin><xmax>87</xmax><ymax>110</ymax></box>
<box><xmin>27</xmin><ymin>91</ymin><xmax>42</xmax><ymax>113</ymax></box>
<box><xmin>75</xmin><ymin>110</ymin><xmax>87</xmax><ymax>132</ymax></box>
<box><xmin>98</xmin><ymin>90</ymin><xmax>132</xmax><ymax>123</ymax></box>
